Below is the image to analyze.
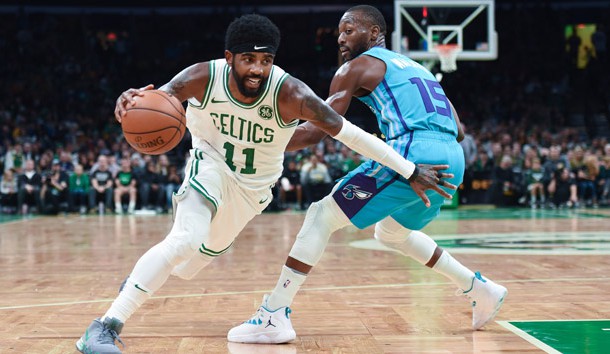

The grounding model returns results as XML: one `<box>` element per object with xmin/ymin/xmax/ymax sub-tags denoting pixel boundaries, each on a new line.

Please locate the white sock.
<box><xmin>102</xmin><ymin>241</ymin><xmax>177</xmax><ymax>323</ymax></box>
<box><xmin>432</xmin><ymin>251</ymin><xmax>475</xmax><ymax>291</ymax></box>
<box><xmin>265</xmin><ymin>265</ymin><xmax>307</xmax><ymax>311</ymax></box>
<box><xmin>378</xmin><ymin>230</ymin><xmax>474</xmax><ymax>291</ymax></box>
<box><xmin>115</xmin><ymin>202</ymin><xmax>122</xmax><ymax>211</ymax></box>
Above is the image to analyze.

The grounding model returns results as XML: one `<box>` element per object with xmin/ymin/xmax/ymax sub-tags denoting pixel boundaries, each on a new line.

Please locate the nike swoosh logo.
<box><xmin>254</xmin><ymin>45</ymin><xmax>268</xmax><ymax>50</ymax></box>
<box><xmin>134</xmin><ymin>284</ymin><xmax>148</xmax><ymax>293</ymax></box>
<box><xmin>259</xmin><ymin>196</ymin><xmax>269</xmax><ymax>204</ymax></box>
<box><xmin>211</xmin><ymin>97</ymin><xmax>228</xmax><ymax>104</ymax></box>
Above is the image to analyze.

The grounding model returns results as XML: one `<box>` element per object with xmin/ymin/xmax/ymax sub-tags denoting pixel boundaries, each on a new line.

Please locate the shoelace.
<box><xmin>99</xmin><ymin>327</ymin><xmax>125</xmax><ymax>348</ymax></box>
<box><xmin>244</xmin><ymin>307</ymin><xmax>265</xmax><ymax>325</ymax></box>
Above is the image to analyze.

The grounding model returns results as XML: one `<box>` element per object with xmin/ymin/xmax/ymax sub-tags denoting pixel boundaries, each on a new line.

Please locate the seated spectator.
<box><xmin>0</xmin><ymin>169</ymin><xmax>18</xmax><ymax>213</ymax></box>
<box><xmin>17</xmin><ymin>159</ymin><xmax>42</xmax><ymax>215</ymax></box>
<box><xmin>548</xmin><ymin>167</ymin><xmax>578</xmax><ymax>208</ymax></box>
<box><xmin>524</xmin><ymin>158</ymin><xmax>545</xmax><ymax>208</ymax></box>
<box><xmin>165</xmin><ymin>164</ymin><xmax>182</xmax><ymax>211</ymax></box>
<box><xmin>114</xmin><ymin>158</ymin><xmax>137</xmax><ymax>214</ymax></box>
<box><xmin>279</xmin><ymin>160</ymin><xmax>303</xmax><ymax>210</ymax></box>
<box><xmin>40</xmin><ymin>159</ymin><xmax>69</xmax><ymax>214</ymax></box>
<box><xmin>542</xmin><ymin>145</ymin><xmax>570</xmax><ymax>197</ymax></box>
<box><xmin>89</xmin><ymin>155</ymin><xmax>114</xmax><ymax>214</ymax></box>
<box><xmin>138</xmin><ymin>160</ymin><xmax>165</xmax><ymax>213</ymax></box>
<box><xmin>575</xmin><ymin>154</ymin><xmax>600</xmax><ymax>207</ymax></box>
<box><xmin>4</xmin><ymin>143</ymin><xmax>24</xmax><ymax>174</ymax></box>
<box><xmin>323</xmin><ymin>140</ymin><xmax>344</xmax><ymax>180</ymax></box>
<box><xmin>490</xmin><ymin>155</ymin><xmax>521</xmax><ymax>207</ymax></box>
<box><xmin>300</xmin><ymin>155</ymin><xmax>332</xmax><ymax>208</ymax></box>
<box><xmin>58</xmin><ymin>151</ymin><xmax>75</xmax><ymax>173</ymax></box>
<box><xmin>69</xmin><ymin>164</ymin><xmax>91</xmax><ymax>214</ymax></box>
<box><xmin>598</xmin><ymin>156</ymin><xmax>610</xmax><ymax>205</ymax></box>
<box><xmin>339</xmin><ymin>146</ymin><xmax>362</xmax><ymax>174</ymax></box>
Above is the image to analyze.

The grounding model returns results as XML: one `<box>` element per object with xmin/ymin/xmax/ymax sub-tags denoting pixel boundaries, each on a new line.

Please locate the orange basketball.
<box><xmin>122</xmin><ymin>90</ymin><xmax>186</xmax><ymax>155</ymax></box>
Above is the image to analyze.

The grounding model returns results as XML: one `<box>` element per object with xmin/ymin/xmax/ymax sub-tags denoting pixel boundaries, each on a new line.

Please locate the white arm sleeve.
<box><xmin>333</xmin><ymin>117</ymin><xmax>416</xmax><ymax>180</ymax></box>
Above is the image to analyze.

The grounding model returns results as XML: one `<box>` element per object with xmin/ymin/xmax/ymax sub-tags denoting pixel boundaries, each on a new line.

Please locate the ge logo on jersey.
<box><xmin>258</xmin><ymin>105</ymin><xmax>273</xmax><ymax>120</ymax></box>
<box><xmin>341</xmin><ymin>184</ymin><xmax>372</xmax><ymax>200</ymax></box>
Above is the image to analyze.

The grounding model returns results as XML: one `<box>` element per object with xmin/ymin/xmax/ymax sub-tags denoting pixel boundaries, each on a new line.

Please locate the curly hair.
<box><xmin>225</xmin><ymin>14</ymin><xmax>281</xmax><ymax>54</ymax></box>
<box><xmin>346</xmin><ymin>5</ymin><xmax>387</xmax><ymax>35</ymax></box>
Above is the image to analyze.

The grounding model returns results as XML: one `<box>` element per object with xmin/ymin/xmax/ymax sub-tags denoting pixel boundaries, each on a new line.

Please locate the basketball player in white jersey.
<box><xmin>76</xmin><ymin>14</ymin><xmax>456</xmax><ymax>354</ymax></box>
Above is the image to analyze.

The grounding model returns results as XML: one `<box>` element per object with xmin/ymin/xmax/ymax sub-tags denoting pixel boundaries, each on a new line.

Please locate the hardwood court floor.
<box><xmin>1</xmin><ymin>207</ymin><xmax>609</xmax><ymax>353</ymax></box>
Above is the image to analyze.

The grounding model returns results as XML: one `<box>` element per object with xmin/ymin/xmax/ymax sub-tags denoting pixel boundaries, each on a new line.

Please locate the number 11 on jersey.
<box><xmin>223</xmin><ymin>142</ymin><xmax>257</xmax><ymax>174</ymax></box>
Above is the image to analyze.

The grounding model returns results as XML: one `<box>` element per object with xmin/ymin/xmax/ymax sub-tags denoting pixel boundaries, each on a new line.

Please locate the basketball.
<box><xmin>122</xmin><ymin>90</ymin><xmax>186</xmax><ymax>155</ymax></box>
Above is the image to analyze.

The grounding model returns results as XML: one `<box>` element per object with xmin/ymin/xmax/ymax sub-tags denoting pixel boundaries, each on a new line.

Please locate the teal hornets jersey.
<box><xmin>356</xmin><ymin>47</ymin><xmax>458</xmax><ymax>140</ymax></box>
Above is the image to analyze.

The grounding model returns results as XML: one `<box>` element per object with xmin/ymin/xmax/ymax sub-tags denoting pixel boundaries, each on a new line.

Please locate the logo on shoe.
<box><xmin>283</xmin><ymin>279</ymin><xmax>291</xmax><ymax>288</ymax></box>
<box><xmin>265</xmin><ymin>317</ymin><xmax>276</xmax><ymax>328</ymax></box>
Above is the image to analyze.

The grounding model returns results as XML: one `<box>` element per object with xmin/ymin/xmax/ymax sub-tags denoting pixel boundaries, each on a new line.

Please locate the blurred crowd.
<box><xmin>0</xmin><ymin>4</ymin><xmax>609</xmax><ymax>215</ymax></box>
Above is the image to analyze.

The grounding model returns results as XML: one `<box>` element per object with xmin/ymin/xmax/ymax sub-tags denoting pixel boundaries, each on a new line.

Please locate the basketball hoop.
<box><xmin>433</xmin><ymin>44</ymin><xmax>461</xmax><ymax>73</ymax></box>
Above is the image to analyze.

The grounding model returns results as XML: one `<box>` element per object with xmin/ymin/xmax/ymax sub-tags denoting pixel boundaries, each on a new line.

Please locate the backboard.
<box><xmin>392</xmin><ymin>0</ymin><xmax>497</xmax><ymax>62</ymax></box>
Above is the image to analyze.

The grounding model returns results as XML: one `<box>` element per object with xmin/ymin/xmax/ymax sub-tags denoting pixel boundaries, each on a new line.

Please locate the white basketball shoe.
<box><xmin>228</xmin><ymin>295</ymin><xmax>296</xmax><ymax>344</ymax></box>
<box><xmin>459</xmin><ymin>272</ymin><xmax>508</xmax><ymax>330</ymax></box>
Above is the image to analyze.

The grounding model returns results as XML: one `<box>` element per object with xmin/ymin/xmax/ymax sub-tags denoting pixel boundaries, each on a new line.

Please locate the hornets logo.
<box><xmin>341</xmin><ymin>184</ymin><xmax>373</xmax><ymax>200</ymax></box>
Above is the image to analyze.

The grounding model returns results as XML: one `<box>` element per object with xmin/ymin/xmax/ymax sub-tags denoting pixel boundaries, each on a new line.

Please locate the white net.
<box><xmin>434</xmin><ymin>45</ymin><xmax>461</xmax><ymax>73</ymax></box>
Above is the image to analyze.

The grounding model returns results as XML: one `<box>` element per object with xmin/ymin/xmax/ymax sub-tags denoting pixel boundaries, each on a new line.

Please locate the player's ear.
<box><xmin>371</xmin><ymin>25</ymin><xmax>380</xmax><ymax>41</ymax></box>
<box><xmin>224</xmin><ymin>50</ymin><xmax>233</xmax><ymax>66</ymax></box>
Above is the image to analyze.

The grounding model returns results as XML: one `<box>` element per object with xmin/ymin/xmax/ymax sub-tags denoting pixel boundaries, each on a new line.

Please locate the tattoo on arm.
<box><xmin>167</xmin><ymin>81</ymin><xmax>186</xmax><ymax>96</ymax></box>
<box><xmin>302</xmin><ymin>95</ymin><xmax>328</xmax><ymax>122</ymax></box>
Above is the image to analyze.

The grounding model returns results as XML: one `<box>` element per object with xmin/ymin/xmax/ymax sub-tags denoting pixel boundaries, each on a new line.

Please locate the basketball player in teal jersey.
<box><xmin>75</xmin><ymin>14</ymin><xmax>456</xmax><ymax>354</ymax></box>
<box><xmin>228</xmin><ymin>6</ymin><xmax>507</xmax><ymax>343</ymax></box>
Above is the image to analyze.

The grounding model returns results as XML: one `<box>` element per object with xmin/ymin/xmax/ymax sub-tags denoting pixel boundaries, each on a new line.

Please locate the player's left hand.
<box><xmin>408</xmin><ymin>164</ymin><xmax>457</xmax><ymax>207</ymax></box>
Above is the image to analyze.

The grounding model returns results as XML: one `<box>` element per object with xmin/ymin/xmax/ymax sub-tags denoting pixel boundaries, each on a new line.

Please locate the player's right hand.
<box><xmin>114</xmin><ymin>84</ymin><xmax>154</xmax><ymax>123</ymax></box>
<box><xmin>409</xmin><ymin>164</ymin><xmax>457</xmax><ymax>207</ymax></box>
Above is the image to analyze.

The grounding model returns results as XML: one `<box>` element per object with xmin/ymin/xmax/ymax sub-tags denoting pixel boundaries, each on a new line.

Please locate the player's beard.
<box><xmin>340</xmin><ymin>43</ymin><xmax>367</xmax><ymax>62</ymax></box>
<box><xmin>232</xmin><ymin>69</ymin><xmax>267</xmax><ymax>98</ymax></box>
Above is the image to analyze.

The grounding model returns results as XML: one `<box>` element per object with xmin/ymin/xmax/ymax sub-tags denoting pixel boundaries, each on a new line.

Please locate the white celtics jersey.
<box><xmin>186</xmin><ymin>59</ymin><xmax>299</xmax><ymax>189</ymax></box>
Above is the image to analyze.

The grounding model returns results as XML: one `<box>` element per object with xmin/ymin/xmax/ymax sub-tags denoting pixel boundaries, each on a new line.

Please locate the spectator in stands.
<box><xmin>322</xmin><ymin>139</ymin><xmax>344</xmax><ymax>180</ymax></box>
<box><xmin>279</xmin><ymin>160</ymin><xmax>303</xmax><ymax>210</ymax></box>
<box><xmin>22</xmin><ymin>142</ymin><xmax>38</xmax><ymax>163</ymax></box>
<box><xmin>543</xmin><ymin>145</ymin><xmax>570</xmax><ymax>197</ymax></box>
<box><xmin>490</xmin><ymin>155</ymin><xmax>520</xmax><ymax>206</ymax></box>
<box><xmin>598</xmin><ymin>156</ymin><xmax>610</xmax><ymax>205</ymax></box>
<box><xmin>4</xmin><ymin>143</ymin><xmax>24</xmax><ymax>173</ymax></box>
<box><xmin>569</xmin><ymin>145</ymin><xmax>586</xmax><ymax>171</ymax></box>
<box><xmin>548</xmin><ymin>167</ymin><xmax>578</xmax><ymax>208</ymax></box>
<box><xmin>575</xmin><ymin>154</ymin><xmax>599</xmax><ymax>207</ymax></box>
<box><xmin>138</xmin><ymin>160</ymin><xmax>165</xmax><ymax>213</ymax></box>
<box><xmin>40</xmin><ymin>159</ymin><xmax>69</xmax><ymax>214</ymax></box>
<box><xmin>114</xmin><ymin>158</ymin><xmax>137</xmax><ymax>214</ymax></box>
<box><xmin>107</xmin><ymin>154</ymin><xmax>120</xmax><ymax>177</ymax></box>
<box><xmin>89</xmin><ymin>155</ymin><xmax>114</xmax><ymax>214</ymax></box>
<box><xmin>0</xmin><ymin>168</ymin><xmax>18</xmax><ymax>214</ymax></box>
<box><xmin>17</xmin><ymin>159</ymin><xmax>42</xmax><ymax>215</ymax></box>
<box><xmin>459</xmin><ymin>123</ymin><xmax>477</xmax><ymax>169</ymax></box>
<box><xmin>163</xmin><ymin>164</ymin><xmax>180</xmax><ymax>209</ymax></box>
<box><xmin>339</xmin><ymin>146</ymin><xmax>361</xmax><ymax>174</ymax></box>
<box><xmin>69</xmin><ymin>164</ymin><xmax>91</xmax><ymax>214</ymax></box>
<box><xmin>300</xmin><ymin>154</ymin><xmax>332</xmax><ymax>208</ymax></box>
<box><xmin>58</xmin><ymin>150</ymin><xmax>75</xmax><ymax>173</ymax></box>
<box><xmin>524</xmin><ymin>158</ymin><xmax>545</xmax><ymax>208</ymax></box>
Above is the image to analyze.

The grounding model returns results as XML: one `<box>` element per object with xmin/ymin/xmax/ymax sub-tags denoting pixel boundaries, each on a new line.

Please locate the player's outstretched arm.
<box><xmin>278</xmin><ymin>76</ymin><xmax>456</xmax><ymax>206</ymax></box>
